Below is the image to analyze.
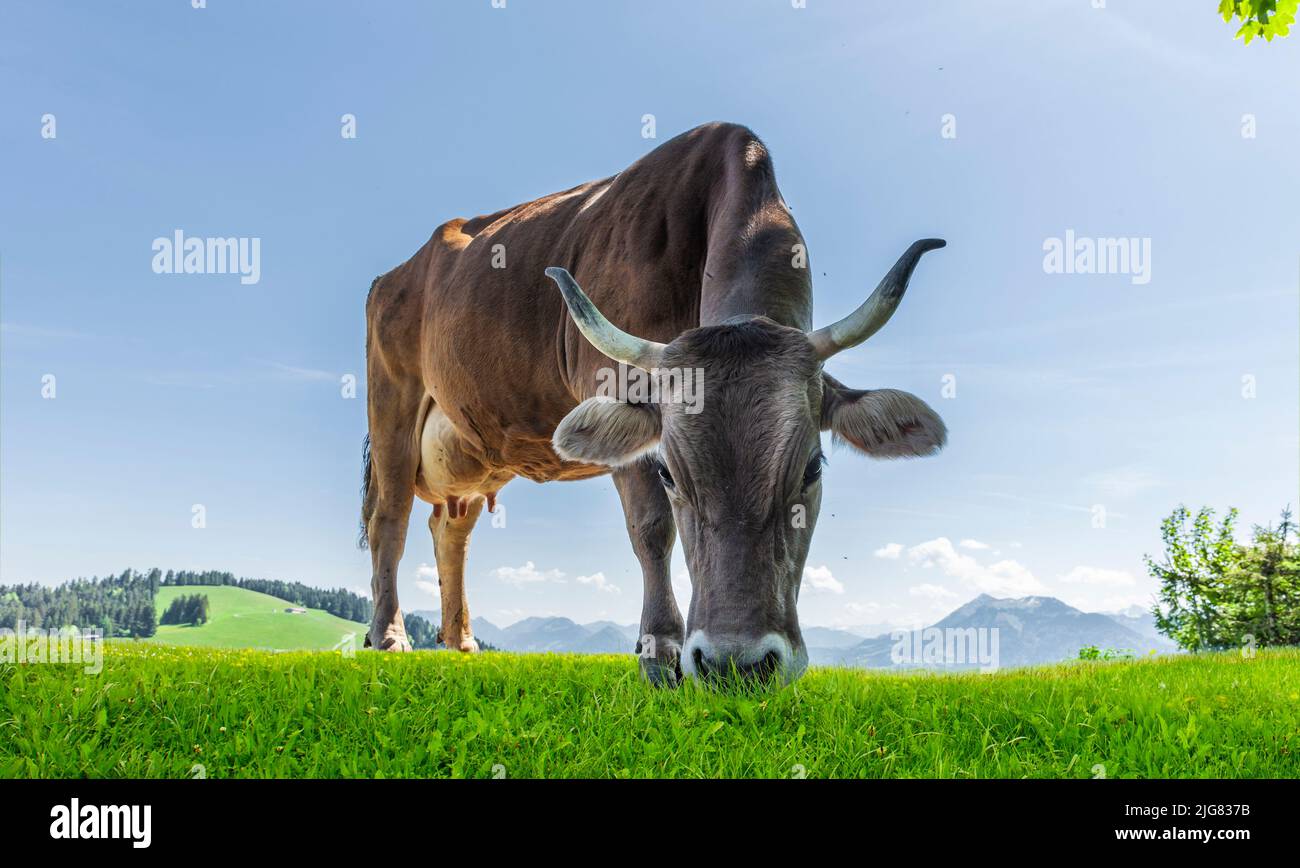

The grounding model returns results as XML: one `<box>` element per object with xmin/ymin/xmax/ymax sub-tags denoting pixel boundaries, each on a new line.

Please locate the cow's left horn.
<box><xmin>807</xmin><ymin>239</ymin><xmax>946</xmax><ymax>360</ymax></box>
<box><xmin>546</xmin><ymin>267</ymin><xmax>667</xmax><ymax>370</ymax></box>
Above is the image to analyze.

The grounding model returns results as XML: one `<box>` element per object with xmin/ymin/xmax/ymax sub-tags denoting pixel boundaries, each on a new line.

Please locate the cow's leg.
<box><xmin>613</xmin><ymin>461</ymin><xmax>685</xmax><ymax>685</ymax></box>
<box><xmin>364</xmin><ymin>464</ymin><xmax>418</xmax><ymax>651</ymax></box>
<box><xmin>429</xmin><ymin>497</ymin><xmax>484</xmax><ymax>653</ymax></box>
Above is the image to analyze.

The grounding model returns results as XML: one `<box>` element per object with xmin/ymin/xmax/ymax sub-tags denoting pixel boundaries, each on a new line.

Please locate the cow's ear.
<box><xmin>821</xmin><ymin>375</ymin><xmax>946</xmax><ymax>459</ymax></box>
<box><xmin>553</xmin><ymin>396</ymin><xmax>661</xmax><ymax>466</ymax></box>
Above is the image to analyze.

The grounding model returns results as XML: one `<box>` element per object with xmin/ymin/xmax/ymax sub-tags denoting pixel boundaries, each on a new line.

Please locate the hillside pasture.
<box><xmin>148</xmin><ymin>585</ymin><xmax>364</xmax><ymax>652</ymax></box>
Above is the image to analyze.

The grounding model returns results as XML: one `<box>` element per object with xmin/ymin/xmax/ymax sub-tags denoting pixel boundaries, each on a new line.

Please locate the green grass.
<box><xmin>2</xmin><ymin>645</ymin><xmax>1297</xmax><ymax>778</ymax></box>
<box><xmin>148</xmin><ymin>585</ymin><xmax>365</xmax><ymax>652</ymax></box>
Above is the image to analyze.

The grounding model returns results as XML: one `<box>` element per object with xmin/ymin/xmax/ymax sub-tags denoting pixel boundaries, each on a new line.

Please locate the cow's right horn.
<box><xmin>807</xmin><ymin>239</ymin><xmax>946</xmax><ymax>360</ymax></box>
<box><xmin>546</xmin><ymin>267</ymin><xmax>667</xmax><ymax>370</ymax></box>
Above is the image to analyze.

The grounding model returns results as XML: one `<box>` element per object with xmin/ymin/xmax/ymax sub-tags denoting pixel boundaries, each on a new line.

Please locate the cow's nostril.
<box><xmin>693</xmin><ymin>646</ymin><xmax>708</xmax><ymax>677</ymax></box>
<box><xmin>693</xmin><ymin>648</ymin><xmax>784</xmax><ymax>681</ymax></box>
<box><xmin>746</xmin><ymin>650</ymin><xmax>782</xmax><ymax>681</ymax></box>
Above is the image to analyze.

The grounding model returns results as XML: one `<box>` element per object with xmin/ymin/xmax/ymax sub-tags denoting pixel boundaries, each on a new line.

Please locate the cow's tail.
<box><xmin>358</xmin><ymin>433</ymin><xmax>374</xmax><ymax>549</ymax></box>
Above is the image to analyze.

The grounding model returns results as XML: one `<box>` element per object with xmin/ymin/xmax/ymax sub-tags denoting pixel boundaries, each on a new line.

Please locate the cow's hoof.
<box><xmin>638</xmin><ymin>640</ymin><xmax>683</xmax><ymax>687</ymax></box>
<box><xmin>373</xmin><ymin>632</ymin><xmax>413</xmax><ymax>652</ymax></box>
<box><xmin>438</xmin><ymin>627</ymin><xmax>479</xmax><ymax>653</ymax></box>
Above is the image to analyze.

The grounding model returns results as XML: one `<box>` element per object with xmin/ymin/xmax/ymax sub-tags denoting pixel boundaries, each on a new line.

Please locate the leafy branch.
<box><xmin>1219</xmin><ymin>0</ymin><xmax>1297</xmax><ymax>44</ymax></box>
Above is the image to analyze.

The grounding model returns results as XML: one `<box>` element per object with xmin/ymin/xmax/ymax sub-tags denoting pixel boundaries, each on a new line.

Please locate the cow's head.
<box><xmin>546</xmin><ymin>239</ymin><xmax>946</xmax><ymax>685</ymax></box>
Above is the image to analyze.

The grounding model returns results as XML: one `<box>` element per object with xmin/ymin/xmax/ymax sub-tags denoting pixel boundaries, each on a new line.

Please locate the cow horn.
<box><xmin>807</xmin><ymin>239</ymin><xmax>946</xmax><ymax>360</ymax></box>
<box><xmin>546</xmin><ymin>267</ymin><xmax>667</xmax><ymax>370</ymax></box>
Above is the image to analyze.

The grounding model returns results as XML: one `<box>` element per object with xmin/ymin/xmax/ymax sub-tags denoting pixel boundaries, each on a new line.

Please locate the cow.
<box><xmin>360</xmin><ymin>122</ymin><xmax>946</xmax><ymax>684</ymax></box>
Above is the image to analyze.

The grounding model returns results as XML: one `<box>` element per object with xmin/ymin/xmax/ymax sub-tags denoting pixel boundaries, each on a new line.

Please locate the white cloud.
<box><xmin>265</xmin><ymin>361</ymin><xmax>337</xmax><ymax>382</ymax></box>
<box><xmin>1097</xmin><ymin>594</ymin><xmax>1154</xmax><ymax>613</ymax></box>
<box><xmin>906</xmin><ymin>537</ymin><xmax>964</xmax><ymax>567</ymax></box>
<box><xmin>1085</xmin><ymin>465</ymin><xmax>1160</xmax><ymax>500</ymax></box>
<box><xmin>826</xmin><ymin>603</ymin><xmax>878</xmax><ymax>629</ymax></box>
<box><xmin>873</xmin><ymin>543</ymin><xmax>904</xmax><ymax>559</ymax></box>
<box><xmin>803</xmin><ymin>564</ymin><xmax>844</xmax><ymax>594</ymax></box>
<box><xmin>906</xmin><ymin>537</ymin><xmax>1044</xmax><ymax>596</ymax></box>
<box><xmin>958</xmin><ymin>539</ymin><xmax>990</xmax><ymax>550</ymax></box>
<box><xmin>909</xmin><ymin>583</ymin><xmax>958</xmax><ymax>601</ymax></box>
<box><xmin>1058</xmin><ymin>566</ymin><xmax>1137</xmax><ymax>587</ymax></box>
<box><xmin>975</xmin><ymin>490</ymin><xmax>1127</xmax><ymax>519</ymax></box>
<box><xmin>414</xmin><ymin>563</ymin><xmax>439</xmax><ymax>599</ymax></box>
<box><xmin>1055</xmin><ymin>589</ymin><xmax>1155</xmax><ymax>615</ymax></box>
<box><xmin>493</xmin><ymin>561</ymin><xmax>565</xmax><ymax>587</ymax></box>
<box><xmin>575</xmin><ymin>572</ymin><xmax>620</xmax><ymax>594</ymax></box>
<box><xmin>983</xmin><ymin>560</ymin><xmax>1041</xmax><ymax>595</ymax></box>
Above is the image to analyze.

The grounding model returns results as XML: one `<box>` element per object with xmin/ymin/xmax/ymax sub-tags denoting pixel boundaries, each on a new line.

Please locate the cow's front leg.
<box><xmin>613</xmin><ymin>461</ymin><xmax>684</xmax><ymax>686</ymax></box>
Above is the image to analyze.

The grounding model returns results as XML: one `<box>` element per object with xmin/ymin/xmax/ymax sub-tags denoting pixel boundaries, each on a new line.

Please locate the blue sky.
<box><xmin>2</xmin><ymin>0</ymin><xmax>1296</xmax><ymax>632</ymax></box>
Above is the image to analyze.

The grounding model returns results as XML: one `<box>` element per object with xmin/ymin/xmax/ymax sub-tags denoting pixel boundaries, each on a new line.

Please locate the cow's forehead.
<box><xmin>664</xmin><ymin>317</ymin><xmax>820</xmax><ymax>375</ymax></box>
<box><xmin>658</xmin><ymin>320</ymin><xmax>822</xmax><ymax>441</ymax></box>
<box><xmin>660</xmin><ymin>332</ymin><xmax>822</xmax><ymax>471</ymax></box>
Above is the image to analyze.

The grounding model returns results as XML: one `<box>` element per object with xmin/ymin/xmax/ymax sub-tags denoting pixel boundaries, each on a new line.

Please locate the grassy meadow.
<box><xmin>2</xmin><ymin>643</ymin><xmax>1297</xmax><ymax>778</ymax></box>
<box><xmin>148</xmin><ymin>585</ymin><xmax>365</xmax><ymax>652</ymax></box>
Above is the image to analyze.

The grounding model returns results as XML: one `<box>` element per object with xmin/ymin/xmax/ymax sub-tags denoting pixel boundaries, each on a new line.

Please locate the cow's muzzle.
<box><xmin>680</xmin><ymin>631</ymin><xmax>807</xmax><ymax>685</ymax></box>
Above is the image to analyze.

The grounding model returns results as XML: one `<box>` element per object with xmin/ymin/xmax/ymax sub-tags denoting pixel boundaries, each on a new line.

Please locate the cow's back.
<box><xmin>369</xmin><ymin>122</ymin><xmax>805</xmax><ymax>481</ymax></box>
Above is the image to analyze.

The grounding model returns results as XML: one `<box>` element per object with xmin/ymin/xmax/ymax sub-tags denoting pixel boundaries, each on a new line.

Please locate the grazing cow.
<box><xmin>360</xmin><ymin>122</ymin><xmax>946</xmax><ymax>683</ymax></box>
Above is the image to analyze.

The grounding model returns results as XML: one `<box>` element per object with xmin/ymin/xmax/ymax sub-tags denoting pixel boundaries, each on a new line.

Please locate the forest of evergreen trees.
<box><xmin>405</xmin><ymin>613</ymin><xmax>438</xmax><ymax>649</ymax></box>
<box><xmin>1</xmin><ymin>567</ymin><xmax>374</xmax><ymax>637</ymax></box>
<box><xmin>0</xmin><ymin>569</ymin><xmax>159</xmax><ymax>637</ymax></box>
<box><xmin>159</xmin><ymin>593</ymin><xmax>210</xmax><ymax>626</ymax></box>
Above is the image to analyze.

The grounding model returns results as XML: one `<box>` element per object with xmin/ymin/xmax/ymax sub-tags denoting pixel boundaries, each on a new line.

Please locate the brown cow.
<box><xmin>361</xmin><ymin>122</ymin><xmax>945</xmax><ymax>683</ymax></box>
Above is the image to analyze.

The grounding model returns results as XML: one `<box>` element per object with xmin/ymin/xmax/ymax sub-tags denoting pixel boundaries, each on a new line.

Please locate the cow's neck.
<box><xmin>697</xmin><ymin>185</ymin><xmax>814</xmax><ymax>331</ymax></box>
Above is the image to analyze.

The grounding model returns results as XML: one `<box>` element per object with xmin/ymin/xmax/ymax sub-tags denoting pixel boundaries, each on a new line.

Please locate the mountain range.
<box><xmin>817</xmin><ymin>595</ymin><xmax>1175</xmax><ymax>670</ymax></box>
<box><xmin>411</xmin><ymin>594</ymin><xmax>1177</xmax><ymax>670</ymax></box>
<box><xmin>409</xmin><ymin>611</ymin><xmax>637</xmax><ymax>654</ymax></box>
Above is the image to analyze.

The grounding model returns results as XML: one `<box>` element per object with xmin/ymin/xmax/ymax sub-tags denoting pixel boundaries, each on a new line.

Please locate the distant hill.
<box><xmin>585</xmin><ymin>620</ymin><xmax>643</xmax><ymax>644</ymax></box>
<box><xmin>802</xmin><ymin>626</ymin><xmax>872</xmax><ymax>649</ymax></box>
<box><xmin>148</xmin><ymin>585</ymin><xmax>365</xmax><ymax>651</ymax></box>
<box><xmin>1103</xmin><ymin>605</ymin><xmax>1171</xmax><ymax>646</ymax></box>
<box><xmin>802</xmin><ymin>626</ymin><xmax>873</xmax><ymax>664</ymax></box>
<box><xmin>829</xmin><ymin>594</ymin><xmax>1175</xmax><ymax>670</ymax></box>
<box><xmin>410</xmin><ymin>610</ymin><xmax>637</xmax><ymax>654</ymax></box>
<box><xmin>161</xmin><ymin>569</ymin><xmax>371</xmax><ymax>623</ymax></box>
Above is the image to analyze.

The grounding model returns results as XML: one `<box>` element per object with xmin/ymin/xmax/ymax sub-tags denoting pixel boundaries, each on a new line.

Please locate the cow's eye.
<box><xmin>803</xmin><ymin>454</ymin><xmax>825</xmax><ymax>487</ymax></box>
<box><xmin>657</xmin><ymin>461</ymin><xmax>675</xmax><ymax>488</ymax></box>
